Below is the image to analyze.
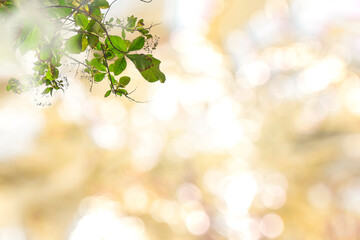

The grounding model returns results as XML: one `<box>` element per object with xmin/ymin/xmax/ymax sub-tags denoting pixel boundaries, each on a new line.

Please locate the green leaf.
<box><xmin>87</xmin><ymin>34</ymin><xmax>99</xmax><ymax>48</ymax></box>
<box><xmin>115</xmin><ymin>89</ymin><xmax>128</xmax><ymax>96</ymax></box>
<box><xmin>39</xmin><ymin>46</ymin><xmax>52</xmax><ymax>61</ymax></box>
<box><xmin>39</xmin><ymin>64</ymin><xmax>47</xmax><ymax>75</ymax></box>
<box><xmin>52</xmin><ymin>68</ymin><xmax>59</xmax><ymax>79</ymax></box>
<box><xmin>126</xmin><ymin>15</ymin><xmax>137</xmax><ymax>28</ymax></box>
<box><xmin>105</xmin><ymin>50</ymin><xmax>115</xmax><ymax>60</ymax></box>
<box><xmin>88</xmin><ymin>5</ymin><xmax>102</xmax><ymax>20</ymax></box>
<box><xmin>109</xmin><ymin>74</ymin><xmax>117</xmax><ymax>85</ymax></box>
<box><xmin>57</xmin><ymin>0</ymin><xmax>66</xmax><ymax>5</ymax></box>
<box><xmin>113</xmin><ymin>57</ymin><xmax>127</xmax><ymax>75</ymax></box>
<box><xmin>51</xmin><ymin>55</ymin><xmax>61</xmax><ymax>66</ymax></box>
<box><xmin>18</xmin><ymin>23</ymin><xmax>33</xmax><ymax>46</ymax></box>
<box><xmin>138</xmin><ymin>28</ymin><xmax>149</xmax><ymax>36</ymax></box>
<box><xmin>106</xmin><ymin>35</ymin><xmax>127</xmax><ymax>52</ymax></box>
<box><xmin>46</xmin><ymin>7</ymin><xmax>72</xmax><ymax>19</ymax></box>
<box><xmin>127</xmin><ymin>54</ymin><xmax>153</xmax><ymax>71</ymax></box>
<box><xmin>128</xmin><ymin>36</ymin><xmax>145</xmax><ymax>52</ymax></box>
<box><xmin>46</xmin><ymin>70</ymin><xmax>54</xmax><ymax>80</ymax></box>
<box><xmin>137</xmin><ymin>19</ymin><xmax>144</xmax><ymax>27</ymax></box>
<box><xmin>117</xmin><ymin>89</ymin><xmax>128</xmax><ymax>95</ymax></box>
<box><xmin>138</xmin><ymin>56</ymin><xmax>166</xmax><ymax>83</ymax></box>
<box><xmin>19</xmin><ymin>25</ymin><xmax>42</xmax><ymax>54</ymax></box>
<box><xmin>94</xmin><ymin>72</ymin><xmax>106</xmax><ymax>82</ymax></box>
<box><xmin>119</xmin><ymin>76</ymin><xmax>130</xmax><ymax>87</ymax></box>
<box><xmin>93</xmin><ymin>52</ymin><xmax>103</xmax><ymax>58</ymax></box>
<box><xmin>93</xmin><ymin>0</ymin><xmax>110</xmax><ymax>9</ymax></box>
<box><xmin>108</xmin><ymin>63</ymin><xmax>114</xmax><ymax>72</ymax></box>
<box><xmin>125</xmin><ymin>40</ymin><xmax>131</xmax><ymax>48</ymax></box>
<box><xmin>75</xmin><ymin>13</ymin><xmax>89</xmax><ymax>29</ymax></box>
<box><xmin>89</xmin><ymin>58</ymin><xmax>106</xmax><ymax>71</ymax></box>
<box><xmin>87</xmin><ymin>20</ymin><xmax>104</xmax><ymax>37</ymax></box>
<box><xmin>42</xmin><ymin>87</ymin><xmax>52</xmax><ymax>95</ymax></box>
<box><xmin>81</xmin><ymin>34</ymin><xmax>88</xmax><ymax>51</ymax></box>
<box><xmin>65</xmin><ymin>34</ymin><xmax>83</xmax><ymax>54</ymax></box>
<box><xmin>94</xmin><ymin>42</ymin><xmax>102</xmax><ymax>51</ymax></box>
<box><xmin>104</xmin><ymin>90</ymin><xmax>111</xmax><ymax>97</ymax></box>
<box><xmin>114</xmin><ymin>51</ymin><xmax>124</xmax><ymax>59</ymax></box>
<box><xmin>121</xmin><ymin>29</ymin><xmax>126</xmax><ymax>39</ymax></box>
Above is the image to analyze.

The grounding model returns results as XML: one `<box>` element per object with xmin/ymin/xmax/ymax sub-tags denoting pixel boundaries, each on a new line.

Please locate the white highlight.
<box><xmin>185</xmin><ymin>210</ymin><xmax>210</xmax><ymax>235</ymax></box>
<box><xmin>224</xmin><ymin>174</ymin><xmax>258</xmax><ymax>215</ymax></box>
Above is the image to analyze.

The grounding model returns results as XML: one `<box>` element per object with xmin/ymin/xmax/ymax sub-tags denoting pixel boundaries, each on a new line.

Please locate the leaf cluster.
<box><xmin>2</xmin><ymin>0</ymin><xmax>165</xmax><ymax>100</ymax></box>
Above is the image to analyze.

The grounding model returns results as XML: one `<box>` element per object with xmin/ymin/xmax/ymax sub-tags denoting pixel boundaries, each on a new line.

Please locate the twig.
<box><xmin>124</xmin><ymin>94</ymin><xmax>149</xmax><ymax>103</ymax></box>
<box><xmin>144</xmin><ymin>22</ymin><xmax>162</xmax><ymax>30</ymax></box>
<box><xmin>103</xmin><ymin>0</ymin><xmax>118</xmax><ymax>22</ymax></box>
<box><xmin>62</xmin><ymin>27</ymin><xmax>99</xmax><ymax>37</ymax></box>
<box><xmin>61</xmin><ymin>51</ymin><xmax>90</xmax><ymax>69</ymax></box>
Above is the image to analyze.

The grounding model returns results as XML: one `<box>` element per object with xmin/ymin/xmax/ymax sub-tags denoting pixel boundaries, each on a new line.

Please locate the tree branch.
<box><xmin>61</xmin><ymin>51</ymin><xmax>90</xmax><ymax>69</ymax></box>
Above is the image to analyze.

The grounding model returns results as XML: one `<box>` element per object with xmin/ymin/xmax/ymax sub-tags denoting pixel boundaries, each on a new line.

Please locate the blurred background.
<box><xmin>1</xmin><ymin>0</ymin><xmax>360</xmax><ymax>239</ymax></box>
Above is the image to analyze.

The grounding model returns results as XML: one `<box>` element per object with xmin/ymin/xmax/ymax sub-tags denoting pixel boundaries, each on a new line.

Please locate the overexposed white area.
<box><xmin>0</xmin><ymin>100</ymin><xmax>44</xmax><ymax>161</ymax></box>
<box><xmin>70</xmin><ymin>197</ymin><xmax>146</xmax><ymax>240</ymax></box>
<box><xmin>224</xmin><ymin>174</ymin><xmax>258</xmax><ymax>215</ymax></box>
<box><xmin>0</xmin><ymin>227</ymin><xmax>26</xmax><ymax>240</ymax></box>
<box><xmin>292</xmin><ymin>0</ymin><xmax>360</xmax><ymax>33</ymax></box>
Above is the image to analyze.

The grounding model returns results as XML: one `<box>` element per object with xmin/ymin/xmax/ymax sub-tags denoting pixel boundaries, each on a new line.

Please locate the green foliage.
<box><xmin>113</xmin><ymin>57</ymin><xmax>127</xmax><ymax>76</ymax></box>
<box><xmin>139</xmin><ymin>56</ymin><xmax>166</xmax><ymax>83</ymax></box>
<box><xmin>2</xmin><ymin>0</ymin><xmax>165</xmax><ymax>101</ymax></box>
<box><xmin>128</xmin><ymin>36</ymin><xmax>145</xmax><ymax>51</ymax></box>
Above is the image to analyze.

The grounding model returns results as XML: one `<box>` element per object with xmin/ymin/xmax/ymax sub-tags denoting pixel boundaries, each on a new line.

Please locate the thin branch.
<box><xmin>127</xmin><ymin>85</ymin><xmax>138</xmax><ymax>95</ymax></box>
<box><xmin>103</xmin><ymin>0</ymin><xmax>118</xmax><ymax>22</ymax></box>
<box><xmin>62</xmin><ymin>27</ymin><xmax>99</xmax><ymax>38</ymax></box>
<box><xmin>109</xmin><ymin>21</ymin><xmax>161</xmax><ymax>34</ymax></box>
<box><xmin>61</xmin><ymin>51</ymin><xmax>90</xmax><ymax>69</ymax></box>
<box><xmin>125</xmin><ymin>80</ymin><xmax>150</xmax><ymax>103</ymax></box>
<box><xmin>124</xmin><ymin>94</ymin><xmax>149</xmax><ymax>103</ymax></box>
<box><xmin>144</xmin><ymin>22</ymin><xmax>162</xmax><ymax>30</ymax></box>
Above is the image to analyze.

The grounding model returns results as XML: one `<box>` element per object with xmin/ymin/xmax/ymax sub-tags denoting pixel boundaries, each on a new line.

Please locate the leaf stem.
<box><xmin>100</xmin><ymin>44</ymin><xmax>115</xmax><ymax>93</ymax></box>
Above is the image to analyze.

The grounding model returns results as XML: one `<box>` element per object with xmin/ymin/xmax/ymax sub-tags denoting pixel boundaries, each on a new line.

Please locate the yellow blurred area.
<box><xmin>1</xmin><ymin>0</ymin><xmax>360</xmax><ymax>239</ymax></box>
